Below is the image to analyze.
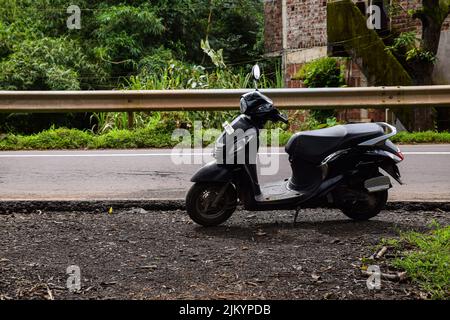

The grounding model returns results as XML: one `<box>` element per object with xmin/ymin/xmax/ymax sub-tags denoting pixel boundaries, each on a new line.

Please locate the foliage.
<box><xmin>201</xmin><ymin>39</ymin><xmax>226</xmax><ymax>69</ymax></box>
<box><xmin>0</xmin><ymin>128</ymin><xmax>94</xmax><ymax>149</ymax></box>
<box><xmin>388</xmin><ymin>224</ymin><xmax>450</xmax><ymax>299</ymax></box>
<box><xmin>304</xmin><ymin>116</ymin><xmax>339</xmax><ymax>130</ymax></box>
<box><xmin>391</xmin><ymin>130</ymin><xmax>450</xmax><ymax>144</ymax></box>
<box><xmin>387</xmin><ymin>31</ymin><xmax>417</xmax><ymax>52</ymax></box>
<box><xmin>2</xmin><ymin>128</ymin><xmax>450</xmax><ymax>151</ymax></box>
<box><xmin>90</xmin><ymin>53</ymin><xmax>280</xmax><ymax>133</ymax></box>
<box><xmin>0</xmin><ymin>0</ymin><xmax>273</xmax><ymax>133</ymax></box>
<box><xmin>0</xmin><ymin>0</ymin><xmax>265</xmax><ymax>91</ymax></box>
<box><xmin>295</xmin><ymin>57</ymin><xmax>345</xmax><ymax>124</ymax></box>
<box><xmin>296</xmin><ymin>57</ymin><xmax>345</xmax><ymax>88</ymax></box>
<box><xmin>0</xmin><ymin>37</ymin><xmax>105</xmax><ymax>90</ymax></box>
<box><xmin>386</xmin><ymin>32</ymin><xmax>437</xmax><ymax>63</ymax></box>
<box><xmin>0</xmin><ymin>126</ymin><xmax>177</xmax><ymax>150</ymax></box>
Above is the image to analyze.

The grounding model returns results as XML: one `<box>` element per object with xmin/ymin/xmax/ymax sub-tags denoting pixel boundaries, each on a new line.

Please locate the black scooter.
<box><xmin>186</xmin><ymin>65</ymin><xmax>404</xmax><ymax>226</ymax></box>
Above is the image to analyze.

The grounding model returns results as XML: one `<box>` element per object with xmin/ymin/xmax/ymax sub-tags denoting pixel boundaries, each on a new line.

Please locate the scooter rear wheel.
<box><xmin>186</xmin><ymin>182</ymin><xmax>237</xmax><ymax>227</ymax></box>
<box><xmin>337</xmin><ymin>189</ymin><xmax>388</xmax><ymax>221</ymax></box>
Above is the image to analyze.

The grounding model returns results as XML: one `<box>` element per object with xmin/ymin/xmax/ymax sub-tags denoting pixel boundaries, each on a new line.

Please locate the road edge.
<box><xmin>0</xmin><ymin>199</ymin><xmax>449</xmax><ymax>214</ymax></box>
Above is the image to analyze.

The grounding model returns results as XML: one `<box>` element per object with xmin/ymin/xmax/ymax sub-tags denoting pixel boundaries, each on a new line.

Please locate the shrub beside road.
<box><xmin>1</xmin><ymin>128</ymin><xmax>449</xmax><ymax>150</ymax></box>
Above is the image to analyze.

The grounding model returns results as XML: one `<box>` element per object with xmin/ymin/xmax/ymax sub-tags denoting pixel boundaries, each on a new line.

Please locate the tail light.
<box><xmin>395</xmin><ymin>148</ymin><xmax>404</xmax><ymax>161</ymax></box>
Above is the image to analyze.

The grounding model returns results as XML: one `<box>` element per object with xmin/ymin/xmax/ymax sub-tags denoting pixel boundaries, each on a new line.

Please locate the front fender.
<box><xmin>191</xmin><ymin>161</ymin><xmax>235</xmax><ymax>183</ymax></box>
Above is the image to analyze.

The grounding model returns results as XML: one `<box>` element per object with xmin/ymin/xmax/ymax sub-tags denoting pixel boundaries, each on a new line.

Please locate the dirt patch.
<box><xmin>0</xmin><ymin>208</ymin><xmax>448</xmax><ymax>300</ymax></box>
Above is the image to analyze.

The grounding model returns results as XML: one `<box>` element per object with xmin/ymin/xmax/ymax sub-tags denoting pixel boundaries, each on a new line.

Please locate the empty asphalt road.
<box><xmin>0</xmin><ymin>145</ymin><xmax>449</xmax><ymax>202</ymax></box>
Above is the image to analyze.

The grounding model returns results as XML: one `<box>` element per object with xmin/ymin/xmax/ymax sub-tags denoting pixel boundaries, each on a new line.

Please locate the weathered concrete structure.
<box><xmin>264</xmin><ymin>0</ymin><xmax>450</xmax><ymax>128</ymax></box>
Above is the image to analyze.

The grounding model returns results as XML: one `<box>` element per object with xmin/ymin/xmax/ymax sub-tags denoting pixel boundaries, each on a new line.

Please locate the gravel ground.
<box><xmin>0</xmin><ymin>207</ymin><xmax>448</xmax><ymax>300</ymax></box>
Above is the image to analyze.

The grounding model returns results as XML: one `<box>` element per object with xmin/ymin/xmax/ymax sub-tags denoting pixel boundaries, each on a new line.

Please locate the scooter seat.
<box><xmin>285</xmin><ymin>123</ymin><xmax>384</xmax><ymax>163</ymax></box>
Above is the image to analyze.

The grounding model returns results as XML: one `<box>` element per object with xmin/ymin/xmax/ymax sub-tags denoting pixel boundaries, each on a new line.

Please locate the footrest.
<box><xmin>255</xmin><ymin>181</ymin><xmax>303</xmax><ymax>202</ymax></box>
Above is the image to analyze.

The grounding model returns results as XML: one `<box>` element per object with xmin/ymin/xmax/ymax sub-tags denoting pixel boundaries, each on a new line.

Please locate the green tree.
<box><xmin>0</xmin><ymin>0</ymin><xmax>265</xmax><ymax>90</ymax></box>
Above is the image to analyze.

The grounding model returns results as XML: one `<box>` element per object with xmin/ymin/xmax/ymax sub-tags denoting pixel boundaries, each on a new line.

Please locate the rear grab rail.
<box><xmin>358</xmin><ymin>122</ymin><xmax>397</xmax><ymax>146</ymax></box>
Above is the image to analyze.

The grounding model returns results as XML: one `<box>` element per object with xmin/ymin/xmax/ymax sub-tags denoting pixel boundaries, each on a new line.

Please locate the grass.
<box><xmin>381</xmin><ymin>224</ymin><xmax>449</xmax><ymax>300</ymax></box>
<box><xmin>0</xmin><ymin>128</ymin><xmax>178</xmax><ymax>150</ymax></box>
<box><xmin>391</xmin><ymin>131</ymin><xmax>450</xmax><ymax>144</ymax></box>
<box><xmin>0</xmin><ymin>128</ymin><xmax>449</xmax><ymax>150</ymax></box>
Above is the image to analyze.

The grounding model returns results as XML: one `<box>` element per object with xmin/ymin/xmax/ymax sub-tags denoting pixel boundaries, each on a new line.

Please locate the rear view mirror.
<box><xmin>252</xmin><ymin>64</ymin><xmax>261</xmax><ymax>81</ymax></box>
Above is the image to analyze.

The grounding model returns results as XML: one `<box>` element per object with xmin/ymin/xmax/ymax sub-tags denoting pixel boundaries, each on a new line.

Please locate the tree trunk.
<box><xmin>405</xmin><ymin>1</ymin><xmax>448</xmax><ymax>131</ymax></box>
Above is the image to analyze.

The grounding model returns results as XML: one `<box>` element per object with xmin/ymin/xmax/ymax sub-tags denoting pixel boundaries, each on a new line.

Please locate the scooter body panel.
<box><xmin>190</xmin><ymin>161</ymin><xmax>235</xmax><ymax>183</ymax></box>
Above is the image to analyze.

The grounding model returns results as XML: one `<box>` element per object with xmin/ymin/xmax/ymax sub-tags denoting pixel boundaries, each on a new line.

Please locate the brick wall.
<box><xmin>389</xmin><ymin>0</ymin><xmax>422</xmax><ymax>34</ymax></box>
<box><xmin>264</xmin><ymin>0</ymin><xmax>449</xmax><ymax>124</ymax></box>
<box><xmin>285</xmin><ymin>63</ymin><xmax>303</xmax><ymax>88</ymax></box>
<box><xmin>264</xmin><ymin>0</ymin><xmax>282</xmax><ymax>53</ymax></box>
<box><xmin>286</xmin><ymin>0</ymin><xmax>328</xmax><ymax>49</ymax></box>
<box><xmin>264</xmin><ymin>0</ymin><xmax>450</xmax><ymax>53</ymax></box>
<box><xmin>264</xmin><ymin>0</ymin><xmax>328</xmax><ymax>53</ymax></box>
<box><xmin>390</xmin><ymin>1</ymin><xmax>450</xmax><ymax>34</ymax></box>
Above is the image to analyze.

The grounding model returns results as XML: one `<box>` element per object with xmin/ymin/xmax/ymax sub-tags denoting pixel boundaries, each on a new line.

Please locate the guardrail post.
<box><xmin>127</xmin><ymin>112</ymin><xmax>134</xmax><ymax>129</ymax></box>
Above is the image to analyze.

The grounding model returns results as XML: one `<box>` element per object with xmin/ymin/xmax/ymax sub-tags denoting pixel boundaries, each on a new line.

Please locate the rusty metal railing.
<box><xmin>1</xmin><ymin>85</ymin><xmax>450</xmax><ymax>113</ymax></box>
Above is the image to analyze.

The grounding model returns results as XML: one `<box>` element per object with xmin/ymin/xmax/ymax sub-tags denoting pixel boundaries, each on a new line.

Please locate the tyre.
<box><xmin>336</xmin><ymin>188</ymin><xmax>388</xmax><ymax>221</ymax></box>
<box><xmin>186</xmin><ymin>182</ymin><xmax>237</xmax><ymax>227</ymax></box>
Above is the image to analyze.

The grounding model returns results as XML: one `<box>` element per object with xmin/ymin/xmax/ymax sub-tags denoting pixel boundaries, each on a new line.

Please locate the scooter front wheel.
<box><xmin>186</xmin><ymin>182</ymin><xmax>237</xmax><ymax>227</ymax></box>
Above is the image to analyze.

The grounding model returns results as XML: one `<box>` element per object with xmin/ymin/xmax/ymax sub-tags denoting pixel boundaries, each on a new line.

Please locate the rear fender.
<box><xmin>322</xmin><ymin>149</ymin><xmax>403</xmax><ymax>184</ymax></box>
<box><xmin>363</xmin><ymin>150</ymin><xmax>403</xmax><ymax>184</ymax></box>
<box><xmin>380</xmin><ymin>160</ymin><xmax>403</xmax><ymax>185</ymax></box>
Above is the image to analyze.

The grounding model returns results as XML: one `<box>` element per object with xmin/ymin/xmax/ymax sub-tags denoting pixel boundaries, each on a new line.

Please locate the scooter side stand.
<box><xmin>293</xmin><ymin>207</ymin><xmax>301</xmax><ymax>224</ymax></box>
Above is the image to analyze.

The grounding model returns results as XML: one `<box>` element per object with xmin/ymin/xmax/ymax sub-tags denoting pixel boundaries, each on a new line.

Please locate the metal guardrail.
<box><xmin>1</xmin><ymin>85</ymin><xmax>450</xmax><ymax>113</ymax></box>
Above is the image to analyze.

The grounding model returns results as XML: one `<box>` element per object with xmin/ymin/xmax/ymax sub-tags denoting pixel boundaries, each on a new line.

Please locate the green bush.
<box><xmin>0</xmin><ymin>1</ymin><xmax>278</xmax><ymax>134</ymax></box>
<box><xmin>91</xmin><ymin>127</ymin><xmax>176</xmax><ymax>149</ymax></box>
<box><xmin>92</xmin><ymin>52</ymin><xmax>281</xmax><ymax>133</ymax></box>
<box><xmin>296</xmin><ymin>57</ymin><xmax>345</xmax><ymax>88</ymax></box>
<box><xmin>391</xmin><ymin>131</ymin><xmax>450</xmax><ymax>144</ymax></box>
<box><xmin>0</xmin><ymin>128</ymin><xmax>93</xmax><ymax>150</ymax></box>
<box><xmin>295</xmin><ymin>57</ymin><xmax>345</xmax><ymax>123</ymax></box>
<box><xmin>1</xmin><ymin>128</ymin><xmax>450</xmax><ymax>151</ymax></box>
<box><xmin>0</xmin><ymin>37</ymin><xmax>105</xmax><ymax>90</ymax></box>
